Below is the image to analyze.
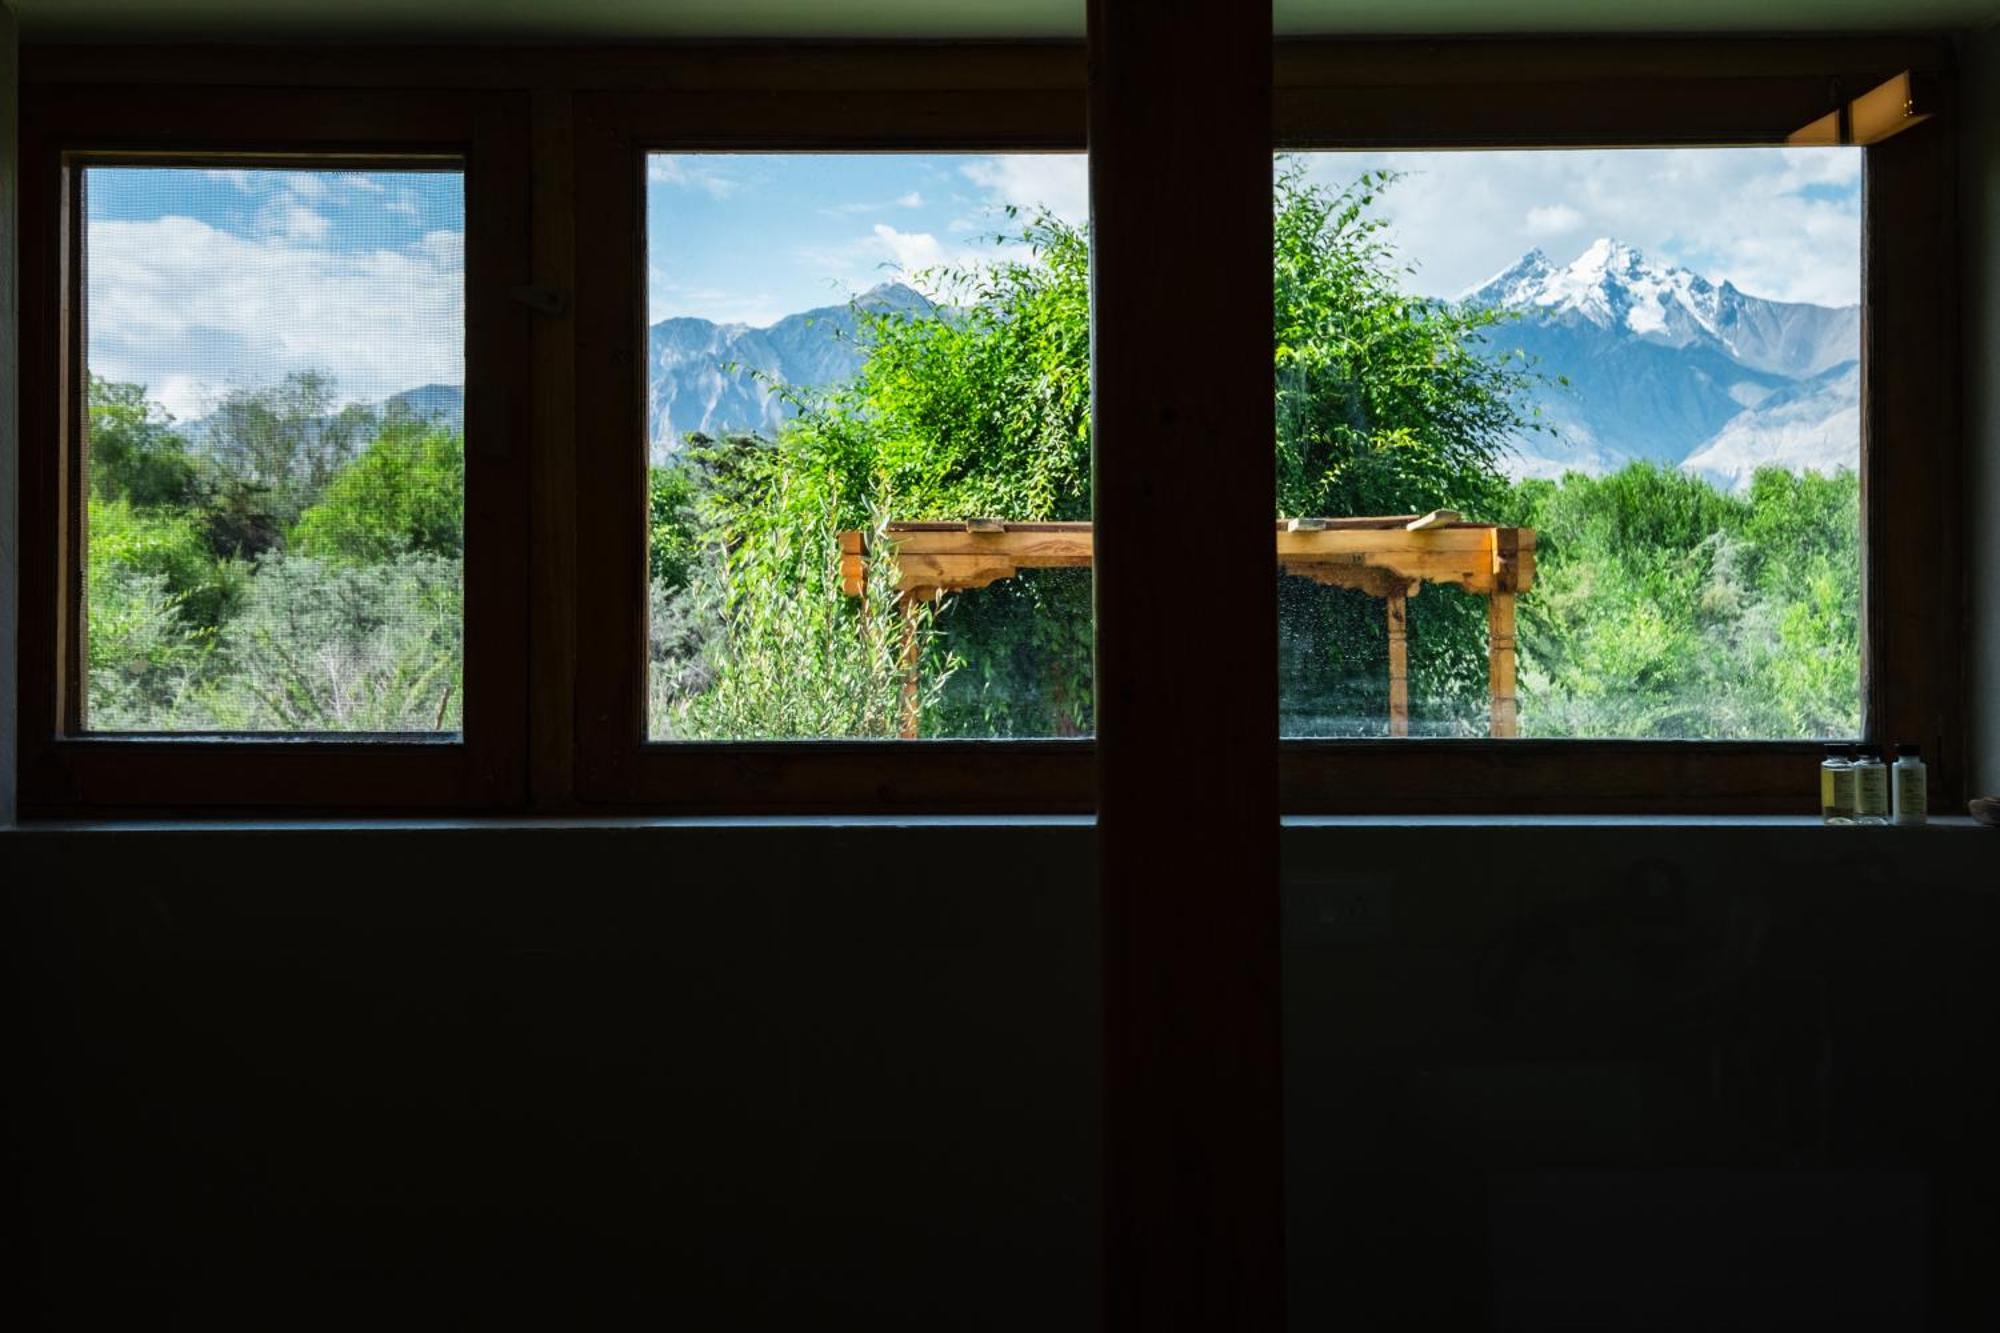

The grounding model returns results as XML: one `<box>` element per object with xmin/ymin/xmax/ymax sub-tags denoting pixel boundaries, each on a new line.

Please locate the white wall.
<box><xmin>1968</xmin><ymin>26</ymin><xmax>2000</xmax><ymax>797</ymax></box>
<box><xmin>1</xmin><ymin>1</ymin><xmax>19</xmax><ymax>824</ymax></box>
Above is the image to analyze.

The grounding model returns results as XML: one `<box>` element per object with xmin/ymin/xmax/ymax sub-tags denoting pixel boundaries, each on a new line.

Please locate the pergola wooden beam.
<box><xmin>841</xmin><ymin>517</ymin><xmax>1536</xmax><ymax>738</ymax></box>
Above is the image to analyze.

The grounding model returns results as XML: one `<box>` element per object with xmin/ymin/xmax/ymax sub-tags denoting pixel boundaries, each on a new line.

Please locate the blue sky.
<box><xmin>86</xmin><ymin>167</ymin><xmax>464</xmax><ymax>420</ymax></box>
<box><xmin>646</xmin><ymin>147</ymin><xmax>1859</xmax><ymax>321</ymax></box>
<box><xmin>85</xmin><ymin>147</ymin><xmax>1859</xmax><ymax>420</ymax></box>
<box><xmin>646</xmin><ymin>152</ymin><xmax>1089</xmax><ymax>326</ymax></box>
<box><xmin>1303</xmin><ymin>146</ymin><xmax>1862</xmax><ymax>307</ymax></box>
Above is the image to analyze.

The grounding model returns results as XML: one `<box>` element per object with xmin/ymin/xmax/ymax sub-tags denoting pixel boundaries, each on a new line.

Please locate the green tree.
<box><xmin>674</xmin><ymin>169</ymin><xmax>1544</xmax><ymax>738</ymax></box>
<box><xmin>649</xmin><ymin>458</ymin><xmax>703</xmax><ymax>593</ymax></box>
<box><xmin>203</xmin><ymin>370</ymin><xmax>377</xmax><ymax>525</ymax></box>
<box><xmin>1271</xmin><ymin>163</ymin><xmax>1545</xmax><ymax>734</ymax></box>
<box><xmin>292</xmin><ymin>418</ymin><xmax>464</xmax><ymax>563</ymax></box>
<box><xmin>86</xmin><ymin>375</ymin><xmax>198</xmax><ymax>508</ymax></box>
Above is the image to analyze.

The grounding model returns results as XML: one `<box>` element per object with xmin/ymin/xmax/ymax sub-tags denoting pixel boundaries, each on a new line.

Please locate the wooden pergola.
<box><xmin>839</xmin><ymin>511</ymin><xmax>1536</xmax><ymax>739</ymax></box>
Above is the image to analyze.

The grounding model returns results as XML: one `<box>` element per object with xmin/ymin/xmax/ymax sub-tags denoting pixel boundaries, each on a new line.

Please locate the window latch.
<box><xmin>510</xmin><ymin>285</ymin><xmax>572</xmax><ymax>317</ymax></box>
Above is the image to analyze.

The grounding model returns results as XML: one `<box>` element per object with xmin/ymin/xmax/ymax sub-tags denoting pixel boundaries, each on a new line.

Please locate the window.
<box><xmin>1271</xmin><ymin>147</ymin><xmax>1862</xmax><ymax>742</ymax></box>
<box><xmin>568</xmin><ymin>83</ymin><xmax>1094</xmax><ymax>809</ymax></box>
<box><xmin>642</xmin><ymin>151</ymin><xmax>1093</xmax><ymax>742</ymax></box>
<box><xmin>81</xmin><ymin>164</ymin><xmax>466</xmax><ymax>733</ymax></box>
<box><xmin>17</xmin><ymin>89</ymin><xmax>529</xmax><ymax>811</ymax></box>
<box><xmin>1269</xmin><ymin>44</ymin><xmax>1961</xmax><ymax>811</ymax></box>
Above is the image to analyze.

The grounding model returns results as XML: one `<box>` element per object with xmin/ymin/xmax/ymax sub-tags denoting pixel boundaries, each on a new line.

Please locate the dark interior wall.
<box><xmin>9</xmin><ymin>822</ymin><xmax>1102</xmax><ymax>1326</ymax></box>
<box><xmin>1283</xmin><ymin>822</ymin><xmax>1999</xmax><ymax>1331</ymax></box>
<box><xmin>10</xmin><ymin>821</ymin><xmax>1997</xmax><ymax>1328</ymax></box>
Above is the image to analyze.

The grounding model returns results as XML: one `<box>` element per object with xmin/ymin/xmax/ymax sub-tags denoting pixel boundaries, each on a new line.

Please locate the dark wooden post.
<box><xmin>1089</xmin><ymin>1</ymin><xmax>1282</xmax><ymax>1329</ymax></box>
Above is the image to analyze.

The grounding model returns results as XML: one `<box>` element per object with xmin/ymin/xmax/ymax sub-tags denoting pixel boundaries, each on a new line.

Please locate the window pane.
<box><xmin>645</xmin><ymin>152</ymin><xmax>1092</xmax><ymax>740</ymax></box>
<box><xmin>1273</xmin><ymin>148</ymin><xmax>1862</xmax><ymax>739</ymax></box>
<box><xmin>82</xmin><ymin>165</ymin><xmax>465</xmax><ymax>733</ymax></box>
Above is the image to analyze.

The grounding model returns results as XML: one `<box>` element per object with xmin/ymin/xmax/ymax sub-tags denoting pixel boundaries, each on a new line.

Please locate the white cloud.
<box><xmin>791</xmin><ymin>219</ymin><xmax>1040</xmax><ymax>304</ymax></box>
<box><xmin>270</xmin><ymin>202</ymin><xmax>332</xmax><ymax>243</ymax></box>
<box><xmin>821</xmin><ymin>190</ymin><xmax>927</xmax><ymax>219</ymax></box>
<box><xmin>647</xmin><ymin>154</ymin><xmax>740</xmax><ymax>199</ymax></box>
<box><xmin>337</xmin><ymin>173</ymin><xmax>386</xmax><ymax>193</ymax></box>
<box><xmin>870</xmin><ymin>223</ymin><xmax>947</xmax><ymax>273</ymax></box>
<box><xmin>648</xmin><ymin>265</ymin><xmax>786</xmax><ymax>328</ymax></box>
<box><xmin>416</xmin><ymin>229</ymin><xmax>463</xmax><ymax>265</ymax></box>
<box><xmin>203</xmin><ymin>169</ymin><xmax>257</xmax><ymax>193</ymax></box>
<box><xmin>1524</xmin><ymin>203</ymin><xmax>1583</xmax><ymax>236</ymax></box>
<box><xmin>1296</xmin><ymin>146</ymin><xmax>1862</xmax><ymax>307</ymax></box>
<box><xmin>86</xmin><ymin>214</ymin><xmax>464</xmax><ymax>420</ymax></box>
<box><xmin>960</xmin><ymin>154</ymin><xmax>1089</xmax><ymax>224</ymax></box>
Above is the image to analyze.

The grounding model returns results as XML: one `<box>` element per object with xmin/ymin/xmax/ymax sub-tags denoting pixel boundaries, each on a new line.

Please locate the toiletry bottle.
<box><xmin>1892</xmin><ymin>744</ymin><xmax>1928</xmax><ymax>827</ymax></box>
<box><xmin>1853</xmin><ymin>749</ymin><xmax>1889</xmax><ymax>825</ymax></box>
<box><xmin>1821</xmin><ymin>746</ymin><xmax>1855</xmax><ymax>825</ymax></box>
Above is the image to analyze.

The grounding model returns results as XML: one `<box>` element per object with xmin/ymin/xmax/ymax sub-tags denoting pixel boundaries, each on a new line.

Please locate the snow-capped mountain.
<box><xmin>1467</xmin><ymin>238</ymin><xmax>1857</xmax><ymax>377</ymax></box>
<box><xmin>647</xmin><ymin>282</ymin><xmax>932</xmax><ymax>459</ymax></box>
<box><xmin>1466</xmin><ymin>239</ymin><xmax>1859</xmax><ymax>486</ymax></box>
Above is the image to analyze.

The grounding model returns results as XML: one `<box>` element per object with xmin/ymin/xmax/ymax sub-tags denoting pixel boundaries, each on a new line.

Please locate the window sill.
<box><xmin>3</xmin><ymin>813</ymin><xmax>1987</xmax><ymax>834</ymax></box>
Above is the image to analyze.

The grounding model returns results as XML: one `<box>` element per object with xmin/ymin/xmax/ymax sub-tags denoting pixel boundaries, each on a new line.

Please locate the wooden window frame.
<box><xmin>568</xmin><ymin>78</ymin><xmax>1094</xmax><ymax>813</ymax></box>
<box><xmin>1263</xmin><ymin>37</ymin><xmax>1964</xmax><ymax>814</ymax></box>
<box><xmin>10</xmin><ymin>37</ymin><xmax>1968</xmax><ymax>817</ymax></box>
<box><xmin>15</xmin><ymin>87</ymin><xmax>533</xmax><ymax>815</ymax></box>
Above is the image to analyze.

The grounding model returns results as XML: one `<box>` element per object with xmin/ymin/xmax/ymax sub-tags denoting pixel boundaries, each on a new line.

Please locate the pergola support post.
<box><xmin>1488</xmin><ymin>526</ymin><xmax>1521</xmax><ymax>737</ymax></box>
<box><xmin>896</xmin><ymin>587</ymin><xmax>928</xmax><ymax>740</ymax></box>
<box><xmin>1488</xmin><ymin>590</ymin><xmax>1518</xmax><ymax>738</ymax></box>
<box><xmin>1386</xmin><ymin>587</ymin><xmax>1410</xmax><ymax>737</ymax></box>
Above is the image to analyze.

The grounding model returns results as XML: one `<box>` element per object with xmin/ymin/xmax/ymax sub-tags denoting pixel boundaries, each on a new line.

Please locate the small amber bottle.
<box><xmin>1820</xmin><ymin>745</ymin><xmax>1855</xmax><ymax>825</ymax></box>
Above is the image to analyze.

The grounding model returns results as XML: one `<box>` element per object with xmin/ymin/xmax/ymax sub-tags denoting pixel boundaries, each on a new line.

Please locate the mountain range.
<box><xmin>1464</xmin><ymin>238</ymin><xmax>1859</xmax><ymax>488</ymax></box>
<box><xmin>646</xmin><ymin>282</ymin><xmax>933</xmax><ymax>459</ymax></box>
<box><xmin>326</xmin><ymin>239</ymin><xmax>1858</xmax><ymax>493</ymax></box>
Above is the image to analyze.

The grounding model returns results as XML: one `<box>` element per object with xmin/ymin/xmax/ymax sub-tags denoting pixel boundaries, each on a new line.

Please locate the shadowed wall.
<box><xmin>11</xmin><ymin>821</ymin><xmax>1997</xmax><ymax>1327</ymax></box>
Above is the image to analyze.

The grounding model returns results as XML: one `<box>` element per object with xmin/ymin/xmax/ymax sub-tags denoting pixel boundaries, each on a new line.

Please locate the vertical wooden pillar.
<box><xmin>1090</xmin><ymin>0</ymin><xmax>1281</xmax><ymax>1329</ymax></box>
<box><xmin>1865</xmin><ymin>111</ymin><xmax>1961</xmax><ymax>805</ymax></box>
<box><xmin>0</xmin><ymin>1</ymin><xmax>16</xmax><ymax>822</ymax></box>
<box><xmin>1386</xmin><ymin>588</ymin><xmax>1410</xmax><ymax>738</ymax></box>
<box><xmin>527</xmin><ymin>87</ymin><xmax>578</xmax><ymax>806</ymax></box>
<box><xmin>1488</xmin><ymin>591</ymin><xmax>1518</xmax><ymax>738</ymax></box>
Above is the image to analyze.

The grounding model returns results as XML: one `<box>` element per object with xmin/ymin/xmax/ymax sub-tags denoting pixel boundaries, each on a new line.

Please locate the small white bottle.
<box><xmin>1821</xmin><ymin>746</ymin><xmax>1855</xmax><ymax>825</ymax></box>
<box><xmin>1853</xmin><ymin>750</ymin><xmax>1889</xmax><ymax>825</ymax></box>
<box><xmin>1892</xmin><ymin>744</ymin><xmax>1928</xmax><ymax>827</ymax></box>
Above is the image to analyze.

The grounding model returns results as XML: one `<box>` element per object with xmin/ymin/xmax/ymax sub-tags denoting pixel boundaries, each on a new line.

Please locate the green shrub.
<box><xmin>198</xmin><ymin>553</ymin><xmax>463</xmax><ymax>731</ymax></box>
<box><xmin>84</xmin><ymin>565</ymin><xmax>213</xmax><ymax>730</ymax></box>
<box><xmin>1505</xmin><ymin>463</ymin><xmax>1859</xmax><ymax>738</ymax></box>
<box><xmin>292</xmin><ymin>421</ymin><xmax>464</xmax><ymax>563</ymax></box>
<box><xmin>88</xmin><ymin>493</ymin><xmax>247</xmax><ymax>632</ymax></box>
